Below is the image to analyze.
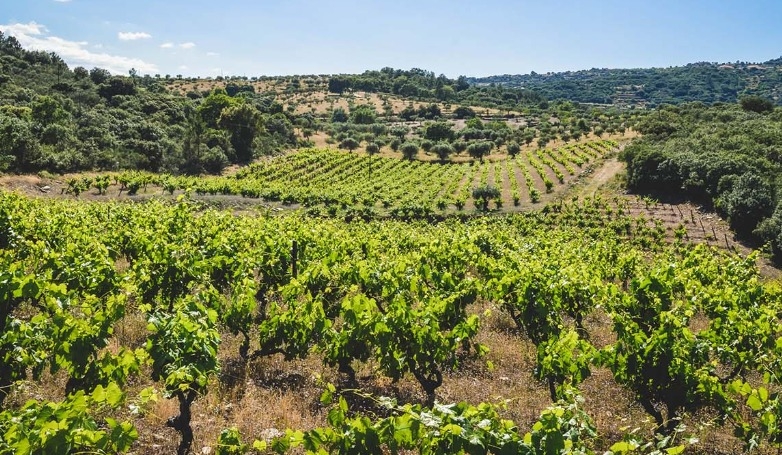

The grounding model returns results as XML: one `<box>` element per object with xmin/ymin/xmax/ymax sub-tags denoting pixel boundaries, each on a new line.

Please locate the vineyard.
<box><xmin>53</xmin><ymin>140</ymin><xmax>617</xmax><ymax>217</ymax></box>
<box><xmin>1</xmin><ymin>189</ymin><xmax>782</xmax><ymax>454</ymax></box>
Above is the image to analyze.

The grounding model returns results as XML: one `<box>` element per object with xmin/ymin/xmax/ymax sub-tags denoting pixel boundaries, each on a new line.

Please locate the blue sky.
<box><xmin>2</xmin><ymin>0</ymin><xmax>781</xmax><ymax>78</ymax></box>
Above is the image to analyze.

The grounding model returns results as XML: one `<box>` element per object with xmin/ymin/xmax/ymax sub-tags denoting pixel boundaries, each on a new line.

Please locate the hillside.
<box><xmin>0</xmin><ymin>31</ymin><xmax>640</xmax><ymax>178</ymax></box>
<box><xmin>7</xmin><ymin>21</ymin><xmax>782</xmax><ymax>455</ymax></box>
<box><xmin>623</xmin><ymin>101</ymin><xmax>782</xmax><ymax>260</ymax></box>
<box><xmin>469</xmin><ymin>58</ymin><xmax>782</xmax><ymax>107</ymax></box>
<box><xmin>0</xmin><ymin>32</ymin><xmax>301</xmax><ymax>176</ymax></box>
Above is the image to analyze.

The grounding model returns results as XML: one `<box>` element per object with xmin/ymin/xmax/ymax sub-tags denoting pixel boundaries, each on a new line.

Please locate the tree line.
<box><xmin>470</xmin><ymin>60</ymin><xmax>782</xmax><ymax>107</ymax></box>
<box><xmin>328</xmin><ymin>67</ymin><xmax>545</xmax><ymax>111</ymax></box>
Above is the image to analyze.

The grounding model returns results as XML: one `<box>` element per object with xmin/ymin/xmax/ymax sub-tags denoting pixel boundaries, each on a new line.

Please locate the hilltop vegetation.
<box><xmin>0</xmin><ymin>32</ymin><xmax>303</xmax><ymax>175</ymax></box>
<box><xmin>0</xmin><ymin>30</ymin><xmax>640</xmax><ymax>178</ymax></box>
<box><xmin>623</xmin><ymin>100</ymin><xmax>782</xmax><ymax>259</ymax></box>
<box><xmin>470</xmin><ymin>59</ymin><xmax>782</xmax><ymax>107</ymax></box>
<box><xmin>326</xmin><ymin>67</ymin><xmax>544</xmax><ymax>111</ymax></box>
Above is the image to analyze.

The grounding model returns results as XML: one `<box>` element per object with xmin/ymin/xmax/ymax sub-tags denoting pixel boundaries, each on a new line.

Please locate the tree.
<box><xmin>73</xmin><ymin>66</ymin><xmax>89</xmax><ymax>80</ymax></box>
<box><xmin>455</xmin><ymin>75</ymin><xmax>470</xmax><ymax>91</ymax></box>
<box><xmin>623</xmin><ymin>143</ymin><xmax>681</xmax><ymax>193</ymax></box>
<box><xmin>89</xmin><ymin>67</ymin><xmax>111</xmax><ymax>85</ymax></box>
<box><xmin>431</xmin><ymin>142</ymin><xmax>454</xmax><ymax>162</ymax></box>
<box><xmin>453</xmin><ymin>106</ymin><xmax>476</xmax><ymax>119</ymax></box>
<box><xmin>0</xmin><ymin>114</ymin><xmax>38</xmax><ymax>171</ymax></box>
<box><xmin>467</xmin><ymin>141</ymin><xmax>492</xmax><ymax>162</ymax></box>
<box><xmin>218</xmin><ymin>103</ymin><xmax>261</xmax><ymax>163</ymax></box>
<box><xmin>417</xmin><ymin>103</ymin><xmax>442</xmax><ymax>120</ymax></box>
<box><xmin>465</xmin><ymin>117</ymin><xmax>484</xmax><ymax>129</ymax></box>
<box><xmin>98</xmin><ymin>77</ymin><xmax>136</xmax><ymax>99</ymax></box>
<box><xmin>339</xmin><ymin>137</ymin><xmax>360</xmax><ymax>152</ymax></box>
<box><xmin>400</xmin><ymin>142</ymin><xmax>419</xmax><ymax>161</ymax></box>
<box><xmin>31</xmin><ymin>95</ymin><xmax>68</xmax><ymax>126</ymax></box>
<box><xmin>390</xmin><ymin>125</ymin><xmax>409</xmax><ymax>140</ymax></box>
<box><xmin>328</xmin><ymin>76</ymin><xmax>351</xmax><ymax>94</ymax></box>
<box><xmin>740</xmin><ymin>95</ymin><xmax>774</xmax><ymax>114</ymax></box>
<box><xmin>506</xmin><ymin>141</ymin><xmax>521</xmax><ymax>158</ymax></box>
<box><xmin>717</xmin><ymin>172</ymin><xmax>774</xmax><ymax>235</ymax></box>
<box><xmin>472</xmin><ymin>185</ymin><xmax>501</xmax><ymax>211</ymax></box>
<box><xmin>264</xmin><ymin>113</ymin><xmax>296</xmax><ymax>145</ymax></box>
<box><xmin>399</xmin><ymin>106</ymin><xmax>417</xmax><ymax>121</ymax></box>
<box><xmin>39</xmin><ymin>123</ymin><xmax>73</xmax><ymax>146</ymax></box>
<box><xmin>370</xmin><ymin>123</ymin><xmax>387</xmax><ymax>137</ymax></box>
<box><xmin>365</xmin><ymin>142</ymin><xmax>380</xmax><ymax>156</ymax></box>
<box><xmin>199</xmin><ymin>89</ymin><xmax>239</xmax><ymax>128</ymax></box>
<box><xmin>636</xmin><ymin>110</ymin><xmax>680</xmax><ymax>138</ymax></box>
<box><xmin>390</xmin><ymin>138</ymin><xmax>401</xmax><ymax>152</ymax></box>
<box><xmin>331</xmin><ymin>107</ymin><xmax>348</xmax><ymax>123</ymax></box>
<box><xmin>460</xmin><ymin>127</ymin><xmax>484</xmax><ymax>141</ymax></box>
<box><xmin>181</xmin><ymin>111</ymin><xmax>208</xmax><ymax>174</ymax></box>
<box><xmin>755</xmin><ymin>202</ymin><xmax>782</xmax><ymax>259</ymax></box>
<box><xmin>423</xmin><ymin>121</ymin><xmax>455</xmax><ymax>142</ymax></box>
<box><xmin>225</xmin><ymin>82</ymin><xmax>254</xmax><ymax>97</ymax></box>
<box><xmin>350</xmin><ymin>104</ymin><xmax>377</xmax><ymax>124</ymax></box>
<box><xmin>128</xmin><ymin>68</ymin><xmax>138</xmax><ymax>85</ymax></box>
<box><xmin>437</xmin><ymin>85</ymin><xmax>454</xmax><ymax>101</ymax></box>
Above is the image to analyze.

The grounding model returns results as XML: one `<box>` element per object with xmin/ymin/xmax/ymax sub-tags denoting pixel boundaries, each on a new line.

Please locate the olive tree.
<box><xmin>400</xmin><ymin>142</ymin><xmax>419</xmax><ymax>161</ymax></box>
<box><xmin>472</xmin><ymin>185</ymin><xmax>501</xmax><ymax>211</ymax></box>
<box><xmin>467</xmin><ymin>141</ymin><xmax>492</xmax><ymax>162</ymax></box>
<box><xmin>432</xmin><ymin>142</ymin><xmax>454</xmax><ymax>163</ymax></box>
<box><xmin>339</xmin><ymin>137</ymin><xmax>360</xmax><ymax>152</ymax></box>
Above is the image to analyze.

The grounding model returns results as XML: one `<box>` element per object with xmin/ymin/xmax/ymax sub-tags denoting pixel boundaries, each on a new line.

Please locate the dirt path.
<box><xmin>577</xmin><ymin>158</ymin><xmax>624</xmax><ymax>197</ymax></box>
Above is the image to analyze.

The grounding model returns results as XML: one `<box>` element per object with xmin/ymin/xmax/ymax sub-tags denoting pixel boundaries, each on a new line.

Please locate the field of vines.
<box><xmin>59</xmin><ymin>140</ymin><xmax>617</xmax><ymax>217</ymax></box>
<box><xmin>2</xmin><ymin>189</ymin><xmax>782</xmax><ymax>454</ymax></box>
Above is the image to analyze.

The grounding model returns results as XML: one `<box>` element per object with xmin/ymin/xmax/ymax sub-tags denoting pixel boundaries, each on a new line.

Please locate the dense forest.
<box><xmin>622</xmin><ymin>98</ymin><xmax>782</xmax><ymax>257</ymax></box>
<box><xmin>470</xmin><ymin>59</ymin><xmax>782</xmax><ymax>107</ymax></box>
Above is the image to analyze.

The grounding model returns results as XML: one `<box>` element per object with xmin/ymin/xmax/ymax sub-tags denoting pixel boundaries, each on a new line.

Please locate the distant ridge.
<box><xmin>467</xmin><ymin>57</ymin><xmax>782</xmax><ymax>107</ymax></box>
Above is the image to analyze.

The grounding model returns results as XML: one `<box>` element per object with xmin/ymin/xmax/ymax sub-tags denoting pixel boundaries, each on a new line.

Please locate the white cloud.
<box><xmin>118</xmin><ymin>31</ymin><xmax>151</xmax><ymax>41</ymax></box>
<box><xmin>206</xmin><ymin>51</ymin><xmax>219</xmax><ymax>57</ymax></box>
<box><xmin>2</xmin><ymin>21</ymin><xmax>48</xmax><ymax>36</ymax></box>
<box><xmin>178</xmin><ymin>65</ymin><xmax>188</xmax><ymax>70</ymax></box>
<box><xmin>160</xmin><ymin>42</ymin><xmax>174</xmax><ymax>49</ymax></box>
<box><xmin>0</xmin><ymin>22</ymin><xmax>158</xmax><ymax>74</ymax></box>
<box><xmin>179</xmin><ymin>42</ymin><xmax>196</xmax><ymax>49</ymax></box>
<box><xmin>53</xmin><ymin>0</ymin><xmax>72</xmax><ymax>3</ymax></box>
